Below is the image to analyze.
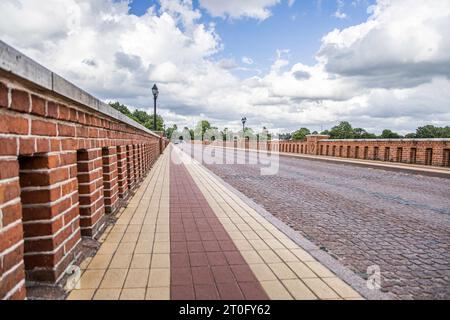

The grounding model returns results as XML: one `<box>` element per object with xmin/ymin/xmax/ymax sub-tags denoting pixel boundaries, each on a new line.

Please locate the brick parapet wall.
<box><xmin>0</xmin><ymin>43</ymin><xmax>168</xmax><ymax>299</ymax></box>
<box><xmin>274</xmin><ymin>136</ymin><xmax>450</xmax><ymax>167</ymax></box>
<box><xmin>206</xmin><ymin>135</ymin><xmax>450</xmax><ymax>167</ymax></box>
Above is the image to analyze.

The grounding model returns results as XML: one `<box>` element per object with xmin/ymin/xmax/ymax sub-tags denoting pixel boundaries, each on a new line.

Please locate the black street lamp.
<box><xmin>152</xmin><ymin>84</ymin><xmax>159</xmax><ymax>131</ymax></box>
<box><xmin>241</xmin><ymin>116</ymin><xmax>247</xmax><ymax>134</ymax></box>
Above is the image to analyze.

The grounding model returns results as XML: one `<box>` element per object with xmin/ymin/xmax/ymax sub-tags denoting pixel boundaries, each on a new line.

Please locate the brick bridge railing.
<box><xmin>0</xmin><ymin>41</ymin><xmax>168</xmax><ymax>299</ymax></box>
<box><xmin>275</xmin><ymin>135</ymin><xmax>450</xmax><ymax>167</ymax></box>
<box><xmin>207</xmin><ymin>134</ymin><xmax>450</xmax><ymax>167</ymax></box>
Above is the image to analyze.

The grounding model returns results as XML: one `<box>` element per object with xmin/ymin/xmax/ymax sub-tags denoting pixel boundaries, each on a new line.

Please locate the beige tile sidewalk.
<box><xmin>174</xmin><ymin>147</ymin><xmax>363</xmax><ymax>300</ymax></box>
<box><xmin>67</xmin><ymin>151</ymin><xmax>171</xmax><ymax>300</ymax></box>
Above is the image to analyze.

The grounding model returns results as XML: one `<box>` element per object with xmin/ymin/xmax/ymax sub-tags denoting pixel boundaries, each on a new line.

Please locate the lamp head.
<box><xmin>152</xmin><ymin>84</ymin><xmax>159</xmax><ymax>99</ymax></box>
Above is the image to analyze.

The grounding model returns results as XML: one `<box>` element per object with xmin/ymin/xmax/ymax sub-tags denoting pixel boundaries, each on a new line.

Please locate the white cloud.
<box><xmin>0</xmin><ymin>0</ymin><xmax>449</xmax><ymax>135</ymax></box>
<box><xmin>198</xmin><ymin>0</ymin><xmax>280</xmax><ymax>20</ymax></box>
<box><xmin>242</xmin><ymin>56</ymin><xmax>254</xmax><ymax>65</ymax></box>
<box><xmin>333</xmin><ymin>0</ymin><xmax>347</xmax><ymax>19</ymax></box>
<box><xmin>319</xmin><ymin>0</ymin><xmax>450</xmax><ymax>88</ymax></box>
<box><xmin>333</xmin><ymin>11</ymin><xmax>347</xmax><ymax>19</ymax></box>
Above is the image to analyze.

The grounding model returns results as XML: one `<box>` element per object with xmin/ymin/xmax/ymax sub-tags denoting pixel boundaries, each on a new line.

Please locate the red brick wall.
<box><xmin>0</xmin><ymin>74</ymin><xmax>167</xmax><ymax>299</ymax></box>
<box><xmin>275</xmin><ymin>136</ymin><xmax>450</xmax><ymax>167</ymax></box>
<box><xmin>208</xmin><ymin>135</ymin><xmax>449</xmax><ymax>167</ymax></box>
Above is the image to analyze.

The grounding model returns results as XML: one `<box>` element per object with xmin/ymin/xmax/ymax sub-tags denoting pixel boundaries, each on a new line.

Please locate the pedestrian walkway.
<box><xmin>66</xmin><ymin>147</ymin><xmax>363</xmax><ymax>300</ymax></box>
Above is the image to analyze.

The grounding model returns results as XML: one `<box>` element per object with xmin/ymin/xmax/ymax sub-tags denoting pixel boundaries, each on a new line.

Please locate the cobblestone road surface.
<box><xmin>185</xmin><ymin>146</ymin><xmax>450</xmax><ymax>299</ymax></box>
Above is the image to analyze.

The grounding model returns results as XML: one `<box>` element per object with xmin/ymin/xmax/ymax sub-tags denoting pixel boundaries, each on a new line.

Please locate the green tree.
<box><xmin>143</xmin><ymin>114</ymin><xmax>164</xmax><ymax>131</ymax></box>
<box><xmin>329</xmin><ymin>121</ymin><xmax>355</xmax><ymax>139</ymax></box>
<box><xmin>257</xmin><ymin>127</ymin><xmax>271</xmax><ymax>141</ymax></box>
<box><xmin>415</xmin><ymin>125</ymin><xmax>450</xmax><ymax>138</ymax></box>
<box><xmin>132</xmin><ymin>110</ymin><xmax>151</xmax><ymax>124</ymax></box>
<box><xmin>204</xmin><ymin>126</ymin><xmax>220</xmax><ymax>141</ymax></box>
<box><xmin>380</xmin><ymin>129</ymin><xmax>402</xmax><ymax>139</ymax></box>
<box><xmin>194</xmin><ymin>120</ymin><xmax>212</xmax><ymax>140</ymax></box>
<box><xmin>133</xmin><ymin>109</ymin><xmax>164</xmax><ymax>131</ymax></box>
<box><xmin>292</xmin><ymin>127</ymin><xmax>310</xmax><ymax>140</ymax></box>
<box><xmin>166</xmin><ymin>124</ymin><xmax>178</xmax><ymax>139</ymax></box>
<box><xmin>354</xmin><ymin>128</ymin><xmax>377</xmax><ymax>139</ymax></box>
<box><xmin>243</xmin><ymin>127</ymin><xmax>255</xmax><ymax>139</ymax></box>
<box><xmin>181</xmin><ymin>127</ymin><xmax>194</xmax><ymax>140</ymax></box>
<box><xmin>109</xmin><ymin>102</ymin><xmax>164</xmax><ymax>131</ymax></box>
<box><xmin>279</xmin><ymin>133</ymin><xmax>292</xmax><ymax>140</ymax></box>
<box><xmin>109</xmin><ymin>101</ymin><xmax>133</xmax><ymax>118</ymax></box>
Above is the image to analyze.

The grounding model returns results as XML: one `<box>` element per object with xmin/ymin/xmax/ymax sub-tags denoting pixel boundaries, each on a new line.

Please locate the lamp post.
<box><xmin>241</xmin><ymin>117</ymin><xmax>247</xmax><ymax>134</ymax></box>
<box><xmin>152</xmin><ymin>84</ymin><xmax>159</xmax><ymax>131</ymax></box>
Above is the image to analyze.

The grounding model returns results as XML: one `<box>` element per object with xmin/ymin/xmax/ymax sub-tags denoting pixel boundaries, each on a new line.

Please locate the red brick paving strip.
<box><xmin>169</xmin><ymin>158</ymin><xmax>269</xmax><ymax>300</ymax></box>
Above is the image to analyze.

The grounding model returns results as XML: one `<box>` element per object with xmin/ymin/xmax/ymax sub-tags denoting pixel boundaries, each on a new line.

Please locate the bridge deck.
<box><xmin>67</xmin><ymin>147</ymin><xmax>366</xmax><ymax>300</ymax></box>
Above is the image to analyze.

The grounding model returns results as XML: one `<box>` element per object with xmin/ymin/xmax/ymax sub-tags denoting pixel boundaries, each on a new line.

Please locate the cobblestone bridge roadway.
<box><xmin>184</xmin><ymin>145</ymin><xmax>450</xmax><ymax>300</ymax></box>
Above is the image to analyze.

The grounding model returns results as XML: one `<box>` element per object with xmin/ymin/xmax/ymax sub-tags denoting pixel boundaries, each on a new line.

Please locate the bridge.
<box><xmin>0</xmin><ymin>41</ymin><xmax>449</xmax><ymax>300</ymax></box>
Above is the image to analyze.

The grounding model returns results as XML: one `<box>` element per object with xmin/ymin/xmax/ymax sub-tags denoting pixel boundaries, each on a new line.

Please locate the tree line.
<box><xmin>165</xmin><ymin>120</ymin><xmax>272</xmax><ymax>141</ymax></box>
<box><xmin>173</xmin><ymin>121</ymin><xmax>450</xmax><ymax>141</ymax></box>
<box><xmin>108</xmin><ymin>102</ymin><xmax>449</xmax><ymax>141</ymax></box>
<box><xmin>287</xmin><ymin>121</ymin><xmax>450</xmax><ymax>141</ymax></box>
<box><xmin>109</xmin><ymin>101</ymin><xmax>165</xmax><ymax>132</ymax></box>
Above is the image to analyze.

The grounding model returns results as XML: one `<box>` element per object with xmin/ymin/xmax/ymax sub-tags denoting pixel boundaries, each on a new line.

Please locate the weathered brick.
<box><xmin>22</xmin><ymin>198</ymin><xmax>71</xmax><ymax>221</ymax></box>
<box><xmin>58</xmin><ymin>123</ymin><xmax>75</xmax><ymax>137</ymax></box>
<box><xmin>0</xmin><ymin>137</ymin><xmax>17</xmax><ymax>156</ymax></box>
<box><xmin>31</xmin><ymin>119</ymin><xmax>57</xmax><ymax>136</ymax></box>
<box><xmin>0</xmin><ymin>82</ymin><xmax>8</xmax><ymax>108</ymax></box>
<box><xmin>61</xmin><ymin>179</ymin><xmax>77</xmax><ymax>195</ymax></box>
<box><xmin>58</xmin><ymin>105</ymin><xmax>70</xmax><ymax>120</ymax></box>
<box><xmin>21</xmin><ymin>186</ymin><xmax>61</xmax><ymax>205</ymax></box>
<box><xmin>36</xmin><ymin>138</ymin><xmax>50</xmax><ymax>153</ymax></box>
<box><xmin>10</xmin><ymin>89</ymin><xmax>30</xmax><ymax>113</ymax></box>
<box><xmin>0</xmin><ymin>180</ymin><xmax>20</xmax><ymax>204</ymax></box>
<box><xmin>19</xmin><ymin>137</ymin><xmax>35</xmax><ymax>155</ymax></box>
<box><xmin>47</xmin><ymin>101</ymin><xmax>59</xmax><ymax>118</ymax></box>
<box><xmin>0</xmin><ymin>114</ymin><xmax>29</xmax><ymax>135</ymax></box>
<box><xmin>0</xmin><ymin>221</ymin><xmax>23</xmax><ymax>253</ymax></box>
<box><xmin>1</xmin><ymin>201</ymin><xmax>22</xmax><ymax>227</ymax></box>
<box><xmin>0</xmin><ymin>160</ymin><xmax>19</xmax><ymax>180</ymax></box>
<box><xmin>60</xmin><ymin>153</ymin><xmax>77</xmax><ymax>166</ymax></box>
<box><xmin>23</xmin><ymin>217</ymin><xmax>63</xmax><ymax>238</ymax></box>
<box><xmin>61</xmin><ymin>138</ymin><xmax>76</xmax><ymax>150</ymax></box>
<box><xmin>2</xmin><ymin>242</ymin><xmax>24</xmax><ymax>274</ymax></box>
<box><xmin>20</xmin><ymin>168</ymin><xmax>69</xmax><ymax>187</ymax></box>
<box><xmin>0</xmin><ymin>263</ymin><xmax>25</xmax><ymax>299</ymax></box>
<box><xmin>31</xmin><ymin>95</ymin><xmax>46</xmax><ymax>116</ymax></box>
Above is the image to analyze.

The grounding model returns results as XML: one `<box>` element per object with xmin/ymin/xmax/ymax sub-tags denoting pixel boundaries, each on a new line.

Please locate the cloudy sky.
<box><xmin>0</xmin><ymin>0</ymin><xmax>449</xmax><ymax>134</ymax></box>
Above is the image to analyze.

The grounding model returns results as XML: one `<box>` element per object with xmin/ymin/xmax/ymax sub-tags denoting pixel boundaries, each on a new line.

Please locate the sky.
<box><xmin>0</xmin><ymin>0</ymin><xmax>449</xmax><ymax>135</ymax></box>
